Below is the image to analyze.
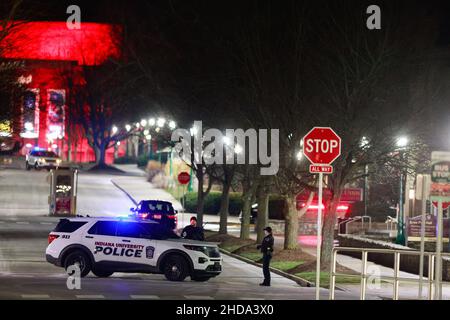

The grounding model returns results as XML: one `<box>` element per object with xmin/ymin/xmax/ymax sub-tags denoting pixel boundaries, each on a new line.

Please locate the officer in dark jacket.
<box><xmin>181</xmin><ymin>216</ymin><xmax>204</xmax><ymax>241</ymax></box>
<box><xmin>257</xmin><ymin>226</ymin><xmax>274</xmax><ymax>286</ymax></box>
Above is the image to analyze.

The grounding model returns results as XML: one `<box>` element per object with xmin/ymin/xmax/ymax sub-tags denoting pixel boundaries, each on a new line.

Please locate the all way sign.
<box><xmin>309</xmin><ymin>164</ymin><xmax>333</xmax><ymax>174</ymax></box>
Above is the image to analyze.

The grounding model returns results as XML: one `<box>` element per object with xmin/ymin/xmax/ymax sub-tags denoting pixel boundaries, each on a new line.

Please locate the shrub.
<box><xmin>137</xmin><ymin>154</ymin><xmax>149</xmax><ymax>168</ymax></box>
<box><xmin>184</xmin><ymin>191</ymin><xmax>243</xmax><ymax>216</ymax></box>
<box><xmin>113</xmin><ymin>156</ymin><xmax>136</xmax><ymax>164</ymax></box>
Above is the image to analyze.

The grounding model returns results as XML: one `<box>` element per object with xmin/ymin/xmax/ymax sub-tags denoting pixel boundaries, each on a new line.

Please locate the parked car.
<box><xmin>130</xmin><ymin>200</ymin><xmax>178</xmax><ymax>230</ymax></box>
<box><xmin>26</xmin><ymin>149</ymin><xmax>61</xmax><ymax>170</ymax></box>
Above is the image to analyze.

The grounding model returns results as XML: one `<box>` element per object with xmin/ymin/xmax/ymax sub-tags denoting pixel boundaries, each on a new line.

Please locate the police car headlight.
<box><xmin>183</xmin><ymin>245</ymin><xmax>220</xmax><ymax>258</ymax></box>
<box><xmin>39</xmin><ymin>159</ymin><xmax>46</xmax><ymax>163</ymax></box>
<box><xmin>56</xmin><ymin>159</ymin><xmax>61</xmax><ymax>164</ymax></box>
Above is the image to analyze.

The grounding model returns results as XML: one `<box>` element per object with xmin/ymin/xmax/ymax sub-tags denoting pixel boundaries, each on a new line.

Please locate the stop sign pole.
<box><xmin>302</xmin><ymin>127</ymin><xmax>341</xmax><ymax>300</ymax></box>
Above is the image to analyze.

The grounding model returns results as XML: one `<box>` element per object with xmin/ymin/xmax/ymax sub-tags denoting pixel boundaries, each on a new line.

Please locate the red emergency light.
<box><xmin>300</xmin><ymin>203</ymin><xmax>349</xmax><ymax>211</ymax></box>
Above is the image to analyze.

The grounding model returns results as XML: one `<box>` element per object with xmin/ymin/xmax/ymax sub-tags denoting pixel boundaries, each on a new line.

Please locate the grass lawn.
<box><xmin>239</xmin><ymin>252</ymin><xmax>262</xmax><ymax>262</ymax></box>
<box><xmin>271</xmin><ymin>261</ymin><xmax>304</xmax><ymax>272</ymax></box>
<box><xmin>295</xmin><ymin>272</ymin><xmax>361</xmax><ymax>287</ymax></box>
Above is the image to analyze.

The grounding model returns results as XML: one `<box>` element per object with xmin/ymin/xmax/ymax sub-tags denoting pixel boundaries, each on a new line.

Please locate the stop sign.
<box><xmin>302</xmin><ymin>127</ymin><xmax>341</xmax><ymax>165</ymax></box>
<box><xmin>178</xmin><ymin>172</ymin><xmax>191</xmax><ymax>185</ymax></box>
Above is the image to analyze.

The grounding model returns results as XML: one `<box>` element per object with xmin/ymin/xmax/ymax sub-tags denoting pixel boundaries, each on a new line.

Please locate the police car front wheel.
<box><xmin>92</xmin><ymin>268</ymin><xmax>114</xmax><ymax>278</ymax></box>
<box><xmin>163</xmin><ymin>255</ymin><xmax>189</xmax><ymax>282</ymax></box>
<box><xmin>64</xmin><ymin>250</ymin><xmax>91</xmax><ymax>277</ymax></box>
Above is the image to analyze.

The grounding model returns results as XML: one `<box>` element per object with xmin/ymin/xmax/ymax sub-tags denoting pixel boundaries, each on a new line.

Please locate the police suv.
<box><xmin>45</xmin><ymin>217</ymin><xmax>222</xmax><ymax>282</ymax></box>
<box><xmin>26</xmin><ymin>149</ymin><xmax>62</xmax><ymax>170</ymax></box>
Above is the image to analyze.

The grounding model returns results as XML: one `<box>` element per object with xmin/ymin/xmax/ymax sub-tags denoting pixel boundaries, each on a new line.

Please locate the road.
<box><xmin>0</xmin><ymin>168</ymin><xmax>361</xmax><ymax>300</ymax></box>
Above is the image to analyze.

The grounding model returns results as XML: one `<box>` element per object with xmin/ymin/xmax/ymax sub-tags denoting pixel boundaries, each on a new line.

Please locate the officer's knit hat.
<box><xmin>264</xmin><ymin>226</ymin><xmax>272</xmax><ymax>233</ymax></box>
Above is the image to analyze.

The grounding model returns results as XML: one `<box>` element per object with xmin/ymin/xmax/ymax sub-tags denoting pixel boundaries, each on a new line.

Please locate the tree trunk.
<box><xmin>284</xmin><ymin>194</ymin><xmax>299</xmax><ymax>250</ymax></box>
<box><xmin>219</xmin><ymin>180</ymin><xmax>232</xmax><ymax>234</ymax></box>
<box><xmin>240</xmin><ymin>194</ymin><xmax>252</xmax><ymax>239</ymax></box>
<box><xmin>94</xmin><ymin>141</ymin><xmax>107</xmax><ymax>167</ymax></box>
<box><xmin>320</xmin><ymin>193</ymin><xmax>341</xmax><ymax>271</ymax></box>
<box><xmin>256</xmin><ymin>185</ymin><xmax>269</xmax><ymax>243</ymax></box>
<box><xmin>196</xmin><ymin>169</ymin><xmax>205</xmax><ymax>226</ymax></box>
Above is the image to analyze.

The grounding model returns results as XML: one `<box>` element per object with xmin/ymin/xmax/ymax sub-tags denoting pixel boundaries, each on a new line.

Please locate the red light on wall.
<box><xmin>1</xmin><ymin>21</ymin><xmax>121</xmax><ymax>65</ymax></box>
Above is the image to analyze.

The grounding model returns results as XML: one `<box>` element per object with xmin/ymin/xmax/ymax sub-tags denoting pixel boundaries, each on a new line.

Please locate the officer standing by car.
<box><xmin>181</xmin><ymin>216</ymin><xmax>204</xmax><ymax>241</ymax></box>
<box><xmin>257</xmin><ymin>226</ymin><xmax>274</xmax><ymax>286</ymax></box>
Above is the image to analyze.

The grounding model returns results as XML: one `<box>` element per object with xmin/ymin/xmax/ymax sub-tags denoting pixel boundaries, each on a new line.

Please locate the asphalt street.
<box><xmin>0</xmin><ymin>168</ymin><xmax>362</xmax><ymax>300</ymax></box>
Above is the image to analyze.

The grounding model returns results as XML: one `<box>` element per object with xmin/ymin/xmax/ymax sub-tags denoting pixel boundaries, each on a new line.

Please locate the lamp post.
<box><xmin>395</xmin><ymin>136</ymin><xmax>408</xmax><ymax>246</ymax></box>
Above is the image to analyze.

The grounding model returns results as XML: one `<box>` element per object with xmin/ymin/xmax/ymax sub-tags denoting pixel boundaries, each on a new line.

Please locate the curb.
<box><xmin>218</xmin><ymin>248</ymin><xmax>347</xmax><ymax>292</ymax></box>
<box><xmin>110</xmin><ymin>179</ymin><xmax>138</xmax><ymax>206</ymax></box>
<box><xmin>218</xmin><ymin>247</ymin><xmax>314</xmax><ymax>287</ymax></box>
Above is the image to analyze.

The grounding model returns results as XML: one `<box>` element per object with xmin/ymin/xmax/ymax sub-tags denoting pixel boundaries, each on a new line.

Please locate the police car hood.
<box><xmin>167</xmin><ymin>238</ymin><xmax>218</xmax><ymax>246</ymax></box>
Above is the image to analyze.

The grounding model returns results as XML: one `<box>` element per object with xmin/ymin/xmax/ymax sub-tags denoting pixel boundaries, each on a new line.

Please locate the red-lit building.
<box><xmin>1</xmin><ymin>21</ymin><xmax>124</xmax><ymax>163</ymax></box>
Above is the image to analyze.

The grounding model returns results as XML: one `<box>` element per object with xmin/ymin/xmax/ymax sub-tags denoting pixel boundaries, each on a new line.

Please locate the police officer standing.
<box><xmin>181</xmin><ymin>216</ymin><xmax>205</xmax><ymax>241</ymax></box>
<box><xmin>257</xmin><ymin>226</ymin><xmax>274</xmax><ymax>286</ymax></box>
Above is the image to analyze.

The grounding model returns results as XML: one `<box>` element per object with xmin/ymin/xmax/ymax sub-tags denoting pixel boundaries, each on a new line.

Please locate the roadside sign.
<box><xmin>303</xmin><ymin>127</ymin><xmax>341</xmax><ymax>165</ymax></box>
<box><xmin>309</xmin><ymin>164</ymin><xmax>333</xmax><ymax>174</ymax></box>
<box><xmin>177</xmin><ymin>172</ymin><xmax>191</xmax><ymax>185</ymax></box>
<box><xmin>302</xmin><ymin>127</ymin><xmax>341</xmax><ymax>301</ymax></box>
<box><xmin>429</xmin><ymin>151</ymin><xmax>450</xmax><ymax>299</ymax></box>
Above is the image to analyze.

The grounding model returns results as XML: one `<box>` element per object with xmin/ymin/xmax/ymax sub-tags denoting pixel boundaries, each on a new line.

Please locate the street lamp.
<box><xmin>395</xmin><ymin>136</ymin><xmax>409</xmax><ymax>245</ymax></box>
<box><xmin>157</xmin><ymin>118</ymin><xmax>166</xmax><ymax>128</ymax></box>
<box><xmin>234</xmin><ymin>144</ymin><xmax>243</xmax><ymax>154</ymax></box>
<box><xmin>125</xmin><ymin>124</ymin><xmax>131</xmax><ymax>132</ymax></box>
<box><xmin>140</xmin><ymin>119</ymin><xmax>147</xmax><ymax>127</ymax></box>
<box><xmin>169</xmin><ymin>120</ymin><xmax>176</xmax><ymax>130</ymax></box>
<box><xmin>112</xmin><ymin>126</ymin><xmax>118</xmax><ymax>135</ymax></box>
<box><xmin>223</xmin><ymin>136</ymin><xmax>231</xmax><ymax>146</ymax></box>
<box><xmin>396</xmin><ymin>136</ymin><xmax>408</xmax><ymax>148</ymax></box>
<box><xmin>148</xmin><ymin>118</ymin><xmax>156</xmax><ymax>126</ymax></box>
<box><xmin>190</xmin><ymin>126</ymin><xmax>198</xmax><ymax>136</ymax></box>
<box><xmin>296</xmin><ymin>150</ymin><xmax>303</xmax><ymax>161</ymax></box>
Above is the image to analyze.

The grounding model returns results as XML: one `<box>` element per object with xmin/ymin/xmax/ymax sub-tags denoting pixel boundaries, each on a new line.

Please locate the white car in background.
<box><xmin>25</xmin><ymin>149</ymin><xmax>61</xmax><ymax>170</ymax></box>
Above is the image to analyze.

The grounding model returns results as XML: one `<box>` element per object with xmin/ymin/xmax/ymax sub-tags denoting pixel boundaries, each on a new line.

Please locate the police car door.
<box><xmin>116</xmin><ymin>221</ymin><xmax>157</xmax><ymax>266</ymax></box>
<box><xmin>84</xmin><ymin>221</ymin><xmax>120</xmax><ymax>263</ymax></box>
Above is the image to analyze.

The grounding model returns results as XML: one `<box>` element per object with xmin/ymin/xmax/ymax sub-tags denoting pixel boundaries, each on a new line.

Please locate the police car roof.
<box><xmin>63</xmin><ymin>217</ymin><xmax>159</xmax><ymax>224</ymax></box>
<box><xmin>139</xmin><ymin>200</ymin><xmax>173</xmax><ymax>204</ymax></box>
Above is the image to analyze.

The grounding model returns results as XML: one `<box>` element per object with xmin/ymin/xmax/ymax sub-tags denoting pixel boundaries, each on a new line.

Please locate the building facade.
<box><xmin>1</xmin><ymin>21</ymin><xmax>124</xmax><ymax>163</ymax></box>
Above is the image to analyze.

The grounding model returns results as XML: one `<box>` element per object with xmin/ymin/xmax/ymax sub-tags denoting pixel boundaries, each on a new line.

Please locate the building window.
<box><xmin>20</xmin><ymin>89</ymin><xmax>39</xmax><ymax>138</ymax></box>
<box><xmin>46</xmin><ymin>89</ymin><xmax>65</xmax><ymax>141</ymax></box>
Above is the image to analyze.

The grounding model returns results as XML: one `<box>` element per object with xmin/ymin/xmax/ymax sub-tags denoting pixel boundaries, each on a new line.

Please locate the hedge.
<box><xmin>184</xmin><ymin>191</ymin><xmax>243</xmax><ymax>216</ymax></box>
<box><xmin>183</xmin><ymin>192</ymin><xmax>287</xmax><ymax>218</ymax></box>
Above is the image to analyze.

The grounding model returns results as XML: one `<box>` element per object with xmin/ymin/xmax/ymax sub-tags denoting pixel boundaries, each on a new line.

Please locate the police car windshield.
<box><xmin>139</xmin><ymin>202</ymin><xmax>174</xmax><ymax>214</ymax></box>
<box><xmin>32</xmin><ymin>151</ymin><xmax>57</xmax><ymax>157</ymax></box>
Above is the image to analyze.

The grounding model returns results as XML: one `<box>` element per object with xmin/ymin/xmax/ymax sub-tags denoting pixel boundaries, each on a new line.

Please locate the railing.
<box><xmin>329</xmin><ymin>247</ymin><xmax>450</xmax><ymax>300</ymax></box>
<box><xmin>338</xmin><ymin>216</ymin><xmax>372</xmax><ymax>235</ymax></box>
<box><xmin>385</xmin><ymin>216</ymin><xmax>398</xmax><ymax>231</ymax></box>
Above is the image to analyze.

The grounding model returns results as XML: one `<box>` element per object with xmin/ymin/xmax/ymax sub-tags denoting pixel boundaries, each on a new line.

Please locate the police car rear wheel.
<box><xmin>92</xmin><ymin>268</ymin><xmax>114</xmax><ymax>278</ymax></box>
<box><xmin>64</xmin><ymin>251</ymin><xmax>91</xmax><ymax>277</ymax></box>
<box><xmin>163</xmin><ymin>256</ymin><xmax>188</xmax><ymax>281</ymax></box>
<box><xmin>25</xmin><ymin>162</ymin><xmax>30</xmax><ymax>170</ymax></box>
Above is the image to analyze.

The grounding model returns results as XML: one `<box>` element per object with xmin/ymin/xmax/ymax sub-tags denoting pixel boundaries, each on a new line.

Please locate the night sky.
<box><xmin>8</xmin><ymin>0</ymin><xmax>450</xmax><ymax>150</ymax></box>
